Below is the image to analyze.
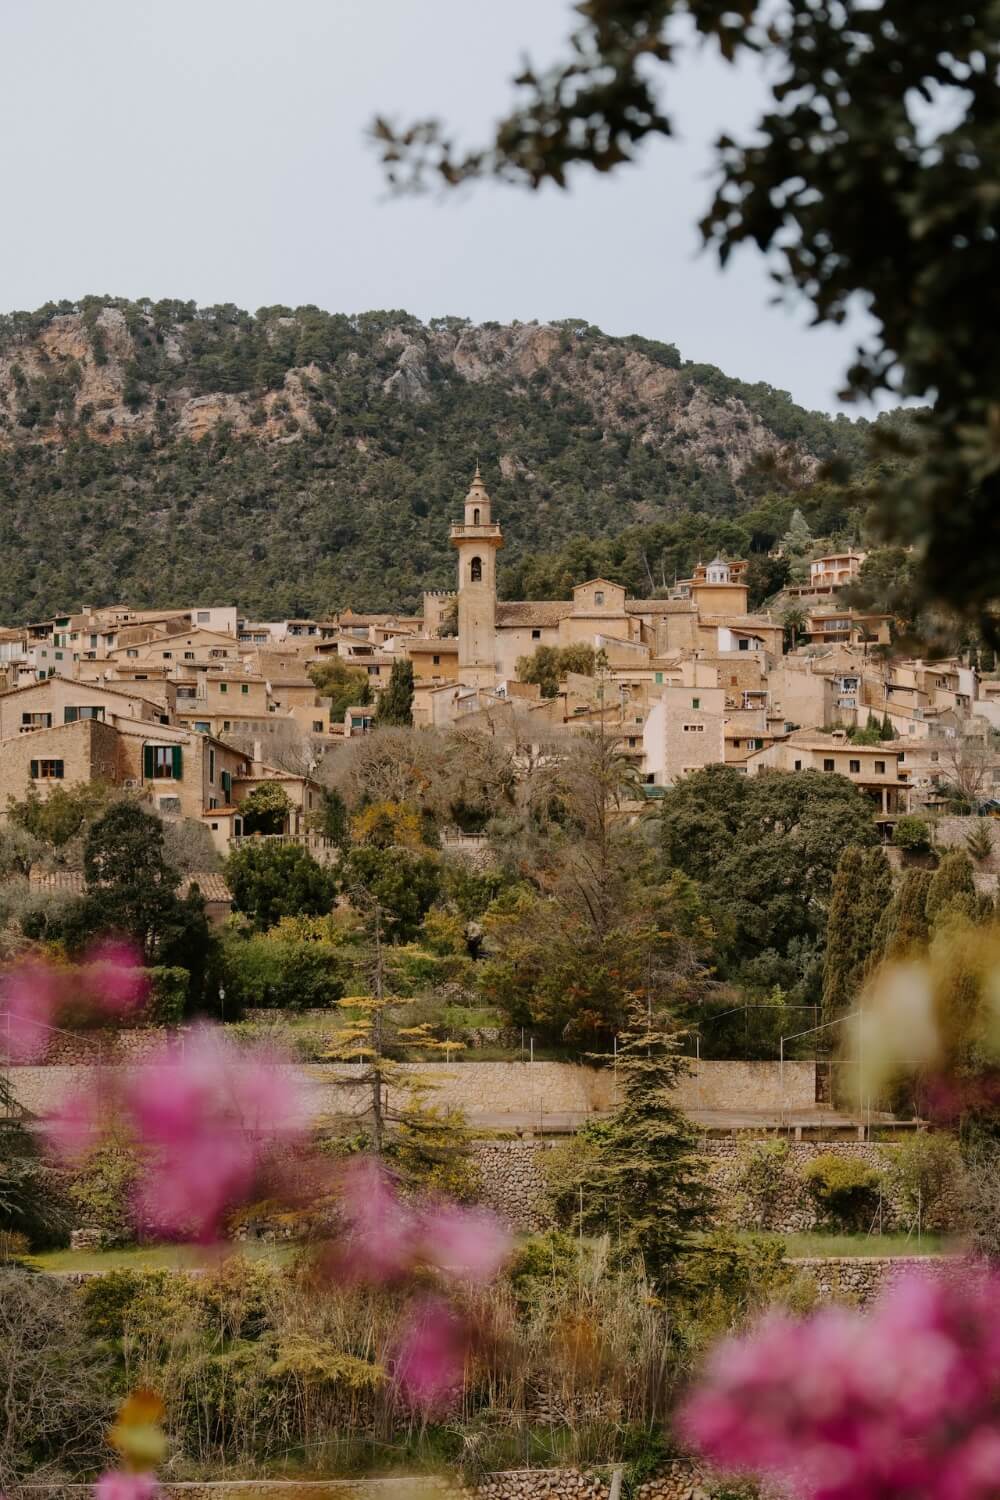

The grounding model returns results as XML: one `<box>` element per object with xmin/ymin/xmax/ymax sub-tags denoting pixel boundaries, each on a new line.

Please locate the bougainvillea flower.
<box><xmin>394</xmin><ymin>1295</ymin><xmax>466</xmax><ymax>1412</ymax></box>
<box><xmin>41</xmin><ymin>1084</ymin><xmax>107</xmax><ymax>1161</ymax></box>
<box><xmin>330</xmin><ymin>1156</ymin><xmax>420</xmax><ymax>1282</ymax></box>
<box><xmin>679</xmin><ymin>1268</ymin><xmax>1000</xmax><ymax>1500</ymax></box>
<box><xmin>420</xmin><ymin>1203</ymin><xmax>511</xmax><ymax>1283</ymax></box>
<box><xmin>0</xmin><ymin>957</ymin><xmax>64</xmax><ymax>1061</ymax></box>
<box><xmin>94</xmin><ymin>1472</ymin><xmax>160</xmax><ymax>1500</ymax></box>
<box><xmin>83</xmin><ymin>940</ymin><xmax>150</xmax><ymax>1017</ymax></box>
<box><xmin>123</xmin><ymin>1027</ymin><xmax>306</xmax><ymax>1241</ymax></box>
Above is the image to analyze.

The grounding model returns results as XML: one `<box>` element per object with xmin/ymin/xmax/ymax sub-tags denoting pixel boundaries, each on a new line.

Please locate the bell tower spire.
<box><xmin>450</xmin><ymin>465</ymin><xmax>503</xmax><ymax>690</ymax></box>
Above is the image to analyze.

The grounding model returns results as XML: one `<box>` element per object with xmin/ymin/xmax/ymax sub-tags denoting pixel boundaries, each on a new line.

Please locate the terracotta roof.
<box><xmin>495</xmin><ymin>601</ymin><xmax>573</xmax><ymax>627</ymax></box>
<box><xmin>625</xmin><ymin>600</ymin><xmax>695</xmax><ymax>615</ymax></box>
<box><xmin>28</xmin><ymin>867</ymin><xmax>231</xmax><ymax>904</ymax></box>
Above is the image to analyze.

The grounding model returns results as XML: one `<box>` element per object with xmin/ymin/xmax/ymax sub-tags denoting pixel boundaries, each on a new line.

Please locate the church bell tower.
<box><xmin>450</xmin><ymin>464</ymin><xmax>503</xmax><ymax>691</ymax></box>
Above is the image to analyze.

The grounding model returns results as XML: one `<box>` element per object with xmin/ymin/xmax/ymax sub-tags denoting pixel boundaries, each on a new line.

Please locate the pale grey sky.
<box><xmin>0</xmin><ymin>0</ymin><xmax>879</xmax><ymax>414</ymax></box>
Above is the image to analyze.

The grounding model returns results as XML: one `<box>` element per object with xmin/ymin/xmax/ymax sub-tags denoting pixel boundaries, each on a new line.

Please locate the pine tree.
<box><xmin>372</xmin><ymin>659</ymin><xmax>414</xmax><ymax>727</ymax></box>
<box><xmin>877</xmin><ymin>869</ymin><xmax>932</xmax><ymax>960</ymax></box>
<box><xmin>926</xmin><ymin>849</ymin><xmax>979</xmax><ymax>931</ymax></box>
<box><xmin>586</xmin><ymin>1004</ymin><xmax>712</xmax><ymax>1285</ymax></box>
<box><xmin>822</xmin><ymin>845</ymin><xmax>893</xmax><ymax>1020</ymax></box>
<box><xmin>880</xmin><ymin>713</ymin><xmax>895</xmax><ymax>740</ymax></box>
<box><xmin>966</xmin><ymin>820</ymin><xmax>994</xmax><ymax>864</ymax></box>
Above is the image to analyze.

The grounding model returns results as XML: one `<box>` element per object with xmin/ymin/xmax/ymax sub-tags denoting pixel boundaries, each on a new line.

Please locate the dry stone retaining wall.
<box><xmin>20</xmin><ymin>1469</ymin><xmax>717</xmax><ymax>1500</ymax></box>
<box><xmin>791</xmin><ymin>1254</ymin><xmax>969</xmax><ymax>1305</ymax></box>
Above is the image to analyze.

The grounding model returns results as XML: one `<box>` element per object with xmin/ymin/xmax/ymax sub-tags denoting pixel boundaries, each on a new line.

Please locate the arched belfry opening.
<box><xmin>470</xmin><ymin>556</ymin><xmax>483</xmax><ymax>583</ymax></box>
<box><xmin>473</xmin><ymin>507</ymin><xmax>480</xmax><ymax>525</ymax></box>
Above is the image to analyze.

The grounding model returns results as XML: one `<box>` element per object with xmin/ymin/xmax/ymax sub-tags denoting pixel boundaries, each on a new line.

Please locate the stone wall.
<box><xmin>470</xmin><ymin>1137</ymin><xmax>963</xmax><ymax>1235</ymax></box>
<box><xmin>4</xmin><ymin>1058</ymin><xmax>817</xmax><ymax>1123</ymax></box>
<box><xmin>791</xmin><ymin>1254</ymin><xmax>968</xmax><ymax>1306</ymax></box>
<box><xmin>20</xmin><ymin>1468</ymin><xmax>717</xmax><ymax>1500</ymax></box>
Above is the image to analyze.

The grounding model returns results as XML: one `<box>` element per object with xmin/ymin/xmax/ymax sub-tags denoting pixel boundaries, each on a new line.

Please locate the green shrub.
<box><xmin>886</xmin><ymin>1132</ymin><xmax>963</xmax><ymax>1226</ymax></box>
<box><xmin>801</xmin><ymin>1152</ymin><xmax>882</xmax><ymax>1230</ymax></box>
<box><xmin>145</xmin><ymin>965</ymin><xmax>189</xmax><ymax>1025</ymax></box>
<box><xmin>891</xmin><ymin>816</ymin><xmax>932</xmax><ymax>852</ymax></box>
<box><xmin>221</xmin><ymin>931</ymin><xmax>347</xmax><ymax>1011</ymax></box>
<box><xmin>732</xmin><ymin>1140</ymin><xmax>793</xmax><ymax>1229</ymax></box>
<box><xmin>68</xmin><ymin>1144</ymin><xmax>142</xmax><ymax>1245</ymax></box>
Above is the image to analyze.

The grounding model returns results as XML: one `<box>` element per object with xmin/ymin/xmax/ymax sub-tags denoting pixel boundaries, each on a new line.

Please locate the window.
<box><xmin>240</xmin><ymin>684</ymin><xmax>249</xmax><ymax>695</ymax></box>
<box><xmin>127</xmin><ymin>648</ymin><xmax>138</xmax><ymax>658</ymax></box>
<box><xmin>628</xmin><ymin>737</ymin><xmax>637</xmax><ymax>748</ymax></box>
<box><xmin>794</xmin><ymin>759</ymin><xmax>802</xmax><ymax>770</ymax></box>
<box><xmin>221</xmin><ymin>770</ymin><xmax>232</xmax><ymax>800</ymax></box>
<box><xmin>531</xmin><ymin>629</ymin><xmax>541</xmax><ymax>640</ymax></box>
<box><xmin>210</xmin><ymin>821</ymin><xmax>219</xmax><ymax>831</ymax></box>
<box><xmin>158</xmin><ymin>796</ymin><xmax>181</xmax><ymax>816</ymax></box>
<box><xmin>473</xmin><ymin>507</ymin><xmax>480</xmax><ymax>525</ymax></box>
<box><xmin>683</xmin><ymin>723</ymin><xmax>705</xmax><ymax>733</ymax></box>
<box><xmin>219</xmin><ymin>682</ymin><xmax>228</xmax><ymax>693</ymax></box>
<box><xmin>470</xmin><ymin>556</ymin><xmax>482</xmax><ymax>583</ymax></box>
<box><xmin>433</xmin><ymin>654</ymin><xmax>440</xmax><ymax>665</ymax></box>
<box><xmin>654</xmin><ymin>671</ymin><xmax>663</xmax><ymax>684</ymax></box>
<box><xmin>208</xmin><ymin>796</ymin><xmax>218</xmax><ymax>811</ymax></box>
<box><xmin>223</xmin><ymin>721</ymin><xmax>231</xmax><ymax>732</ymax></box>
<box><xmin>849</xmin><ymin>759</ymin><xmax>861</xmax><ymax>774</ymax></box>
<box><xmin>367</xmin><ymin>665</ymin><xmax>379</xmax><ymax>675</ymax></box>
<box><xmin>162</xmin><ymin>651</ymin><xmax>172</xmax><ymax>660</ymax></box>
<box><xmin>55</xmin><ymin>651</ymin><xmax>63</xmax><ymax>661</ymax></box>
<box><xmin>21</xmin><ymin>712</ymin><xmax>52</xmax><ymax>729</ymax></box>
<box><xmin>875</xmin><ymin>760</ymin><xmax>886</xmax><ymax>774</ymax></box>
<box><xmin>184</xmin><ymin>651</ymin><xmax>194</xmax><ymax>660</ymax></box>
<box><xmin>312</xmin><ymin>720</ymin><xmax>323</xmax><ymax>733</ymax></box>
<box><xmin>89</xmin><ymin>634</ymin><xmax>97</xmax><ymax>649</ymax></box>
<box><xmin>692</xmin><ymin>697</ymin><xmax>700</xmax><ymax>709</ymax></box>
<box><xmin>595</xmin><ymin>590</ymin><xmax>605</xmax><ymax>605</ymax></box>
<box><xmin>144</xmin><ymin>745</ymin><xmax>182</xmax><ymax>780</ymax></box>
<box><xmin>738</xmin><ymin>639</ymin><xmax>750</xmax><ymax>651</ymax></box>
<box><xmin>209</xmin><ymin>748</ymin><xmax>216</xmax><ymax>783</ymax></box>
<box><xmin>823</xmin><ymin>758</ymin><xmax>835</xmax><ymax>772</ymax></box>
<box><xmin>731</xmin><ymin>675</ymin><xmax>738</xmax><ymax>686</ymax></box>
<box><xmin>197</xmin><ymin>611</ymin><xmax>210</xmax><ymax>624</ymax></box>
<box><xmin>234</xmin><ymin>817</ymin><xmax>243</xmax><ymax>837</ymax></box>
<box><xmin>194</xmin><ymin>721</ymin><xmax>210</xmax><ymax>734</ymax></box>
<box><xmin>64</xmin><ymin>706</ymin><xmax>104</xmax><ymax>723</ymax></box>
<box><xmin>30</xmin><ymin>759</ymin><xmax>64</xmax><ymax>779</ymax></box>
<box><xmin>930</xmin><ymin>751</ymin><xmax>939</xmax><ymax>762</ymax></box>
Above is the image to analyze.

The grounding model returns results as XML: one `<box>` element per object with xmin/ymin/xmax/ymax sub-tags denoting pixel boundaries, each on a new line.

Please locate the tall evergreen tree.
<box><xmin>823</xmin><ymin>845</ymin><xmax>894</xmax><ymax>1017</ymax></box>
<box><xmin>877</xmin><ymin>869</ymin><xmax>933</xmax><ymax>961</ymax></box>
<box><xmin>880</xmin><ymin>713</ymin><xmax>896</xmax><ymax>740</ymax></box>
<box><xmin>373</xmin><ymin>659</ymin><xmax>414</xmax><ymax>728</ymax></box>
<box><xmin>586</xmin><ymin>1004</ymin><xmax>712</xmax><ymax>1286</ymax></box>
<box><xmin>926</xmin><ymin>849</ymin><xmax>979</xmax><ymax>931</ymax></box>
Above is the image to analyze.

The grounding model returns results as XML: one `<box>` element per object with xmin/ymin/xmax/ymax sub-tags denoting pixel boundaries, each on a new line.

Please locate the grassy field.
<box><xmin>26</xmin><ymin>1242</ymin><xmax>293</xmax><ymax>1274</ymax></box>
<box><xmin>767</xmin><ymin>1231</ymin><xmax>950</xmax><ymax>1258</ymax></box>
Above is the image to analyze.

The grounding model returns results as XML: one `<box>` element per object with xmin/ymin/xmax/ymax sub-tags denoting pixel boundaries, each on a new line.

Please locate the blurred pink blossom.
<box><xmin>124</xmin><ymin>1027</ymin><xmax>306</xmax><ymax>1240</ymax></box>
<box><xmin>421</xmin><ymin>1203</ymin><xmax>511</xmax><ymax>1283</ymax></box>
<box><xmin>394</xmin><ymin>1295</ymin><xmax>466</xmax><ymax>1412</ymax></box>
<box><xmin>84</xmin><ymin>941</ymin><xmax>149</xmax><ymax>1017</ymax></box>
<box><xmin>332</xmin><ymin>1157</ymin><xmax>420</xmax><ymax>1282</ymax></box>
<box><xmin>94</xmin><ymin>1473</ymin><xmax>160</xmax><ymax>1500</ymax></box>
<box><xmin>0</xmin><ymin>957</ymin><xmax>63</xmax><ymax>1061</ymax></box>
<box><xmin>679</xmin><ymin>1268</ymin><xmax>1000</xmax><ymax>1500</ymax></box>
<box><xmin>42</xmin><ymin>1084</ymin><xmax>107</xmax><ymax>1161</ymax></box>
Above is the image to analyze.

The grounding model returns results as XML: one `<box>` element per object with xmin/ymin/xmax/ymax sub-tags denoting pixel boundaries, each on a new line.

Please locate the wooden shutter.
<box><xmin>55</xmin><ymin>761</ymin><xmax>64</xmax><ymax>779</ymax></box>
<box><xmin>64</xmin><ymin>706</ymin><xmax>78</xmax><ymax>723</ymax></box>
<box><xmin>172</xmin><ymin>745</ymin><xmax>182</xmax><ymax>779</ymax></box>
<box><xmin>143</xmin><ymin>744</ymin><xmax>154</xmax><ymax>779</ymax></box>
<box><xmin>29</xmin><ymin>759</ymin><xmax>38</xmax><ymax>778</ymax></box>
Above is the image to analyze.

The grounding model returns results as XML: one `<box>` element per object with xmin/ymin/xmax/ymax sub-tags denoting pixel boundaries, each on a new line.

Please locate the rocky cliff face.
<box><xmin>0</xmin><ymin>302</ymin><xmax>846</xmax><ymax>481</ymax></box>
<box><xmin>0</xmin><ymin>299</ymin><xmax>867</xmax><ymax>621</ymax></box>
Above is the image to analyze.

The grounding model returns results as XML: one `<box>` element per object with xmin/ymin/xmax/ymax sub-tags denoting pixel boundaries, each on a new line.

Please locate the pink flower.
<box><xmin>84</xmin><ymin>941</ymin><xmax>149</xmax><ymax>1018</ymax></box>
<box><xmin>679</xmin><ymin>1268</ymin><xmax>1000</xmax><ymax>1500</ymax></box>
<box><xmin>94</xmin><ymin>1472</ymin><xmax>160</xmax><ymax>1500</ymax></box>
<box><xmin>394</xmin><ymin>1295</ymin><xmax>466</xmax><ymax>1412</ymax></box>
<box><xmin>123</xmin><ymin>1027</ymin><xmax>305</xmax><ymax>1240</ymax></box>
<box><xmin>331</xmin><ymin>1157</ymin><xmax>420</xmax><ymax>1282</ymax></box>
<box><xmin>0</xmin><ymin>958</ymin><xmax>63</xmax><ymax>1061</ymax></box>
<box><xmin>420</xmin><ymin>1203</ymin><xmax>511</xmax><ymax>1283</ymax></box>
<box><xmin>41</xmin><ymin>1084</ymin><xmax>107</xmax><ymax>1161</ymax></box>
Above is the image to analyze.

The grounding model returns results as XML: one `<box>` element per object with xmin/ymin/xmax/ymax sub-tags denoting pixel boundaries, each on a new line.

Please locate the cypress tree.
<box><xmin>372</xmin><ymin>658</ymin><xmax>414</xmax><ymax>727</ymax></box>
<box><xmin>866</xmin><ymin>710</ymin><xmax>881</xmax><ymax>734</ymax></box>
<box><xmin>822</xmin><ymin>845</ymin><xmax>867</xmax><ymax>1020</ymax></box>
<box><xmin>587</xmin><ymin>1004</ymin><xmax>712</xmax><ymax>1285</ymax></box>
<box><xmin>926</xmin><ymin>849</ymin><xmax>978</xmax><ymax>930</ymax></box>
<box><xmin>880</xmin><ymin>712</ymin><xmax>895</xmax><ymax>740</ymax></box>
<box><xmin>878</xmin><ymin>868</ymin><xmax>933</xmax><ymax>960</ymax></box>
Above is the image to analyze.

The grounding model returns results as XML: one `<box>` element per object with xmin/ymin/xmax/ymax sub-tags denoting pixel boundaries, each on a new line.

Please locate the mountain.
<box><xmin>0</xmin><ymin>299</ymin><xmax>872</xmax><ymax>621</ymax></box>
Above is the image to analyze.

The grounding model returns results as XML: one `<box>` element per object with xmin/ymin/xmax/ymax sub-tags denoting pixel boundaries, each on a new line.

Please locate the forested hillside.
<box><xmin>0</xmin><ymin>298</ymin><xmax>874</xmax><ymax>620</ymax></box>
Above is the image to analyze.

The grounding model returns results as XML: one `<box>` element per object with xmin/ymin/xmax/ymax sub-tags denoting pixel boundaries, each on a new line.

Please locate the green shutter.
<box><xmin>172</xmin><ymin>746</ymin><xmax>182</xmax><ymax>780</ymax></box>
<box><xmin>64</xmin><ymin>706</ymin><xmax>78</xmax><ymax>723</ymax></box>
<box><xmin>30</xmin><ymin>759</ymin><xmax>38</xmax><ymax>779</ymax></box>
<box><xmin>55</xmin><ymin>760</ymin><xmax>64</xmax><ymax>779</ymax></box>
<box><xmin>221</xmin><ymin>770</ymin><xmax>232</xmax><ymax>798</ymax></box>
<box><xmin>143</xmin><ymin>745</ymin><xmax>154</xmax><ymax>779</ymax></box>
